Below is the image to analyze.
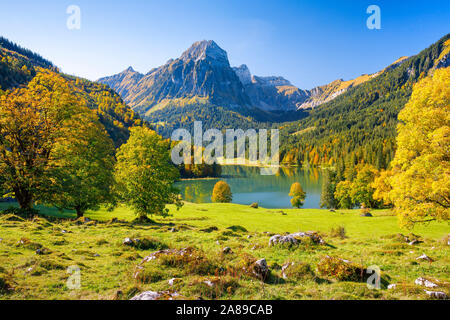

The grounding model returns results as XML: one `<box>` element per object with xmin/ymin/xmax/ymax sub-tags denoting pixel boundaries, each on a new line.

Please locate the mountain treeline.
<box><xmin>280</xmin><ymin>34</ymin><xmax>450</xmax><ymax>170</ymax></box>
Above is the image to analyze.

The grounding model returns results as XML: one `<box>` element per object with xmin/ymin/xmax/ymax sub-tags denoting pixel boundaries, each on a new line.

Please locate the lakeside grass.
<box><xmin>0</xmin><ymin>202</ymin><xmax>448</xmax><ymax>300</ymax></box>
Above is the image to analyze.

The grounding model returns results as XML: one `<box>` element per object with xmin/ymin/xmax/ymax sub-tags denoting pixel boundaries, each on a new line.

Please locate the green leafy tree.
<box><xmin>115</xmin><ymin>127</ymin><xmax>182</xmax><ymax>219</ymax></box>
<box><xmin>320</xmin><ymin>169</ymin><xmax>337</xmax><ymax>209</ymax></box>
<box><xmin>289</xmin><ymin>182</ymin><xmax>306</xmax><ymax>208</ymax></box>
<box><xmin>46</xmin><ymin>113</ymin><xmax>116</xmax><ymax>218</ymax></box>
<box><xmin>349</xmin><ymin>164</ymin><xmax>380</xmax><ymax>208</ymax></box>
<box><xmin>335</xmin><ymin>181</ymin><xmax>353</xmax><ymax>209</ymax></box>
<box><xmin>211</xmin><ymin>181</ymin><xmax>232</xmax><ymax>203</ymax></box>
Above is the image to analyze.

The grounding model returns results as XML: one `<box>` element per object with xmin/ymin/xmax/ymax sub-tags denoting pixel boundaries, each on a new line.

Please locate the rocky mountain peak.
<box><xmin>233</xmin><ymin>64</ymin><xmax>252</xmax><ymax>85</ymax></box>
<box><xmin>180</xmin><ymin>40</ymin><xmax>229</xmax><ymax>65</ymax></box>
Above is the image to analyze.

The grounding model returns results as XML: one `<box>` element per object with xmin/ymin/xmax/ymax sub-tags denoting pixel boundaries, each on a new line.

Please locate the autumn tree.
<box><xmin>378</xmin><ymin>67</ymin><xmax>450</xmax><ymax>227</ymax></box>
<box><xmin>211</xmin><ymin>181</ymin><xmax>232</xmax><ymax>203</ymax></box>
<box><xmin>115</xmin><ymin>126</ymin><xmax>182</xmax><ymax>219</ymax></box>
<box><xmin>334</xmin><ymin>181</ymin><xmax>353</xmax><ymax>209</ymax></box>
<box><xmin>45</xmin><ymin>113</ymin><xmax>116</xmax><ymax>218</ymax></box>
<box><xmin>0</xmin><ymin>70</ymin><xmax>88</xmax><ymax>209</ymax></box>
<box><xmin>289</xmin><ymin>182</ymin><xmax>306</xmax><ymax>208</ymax></box>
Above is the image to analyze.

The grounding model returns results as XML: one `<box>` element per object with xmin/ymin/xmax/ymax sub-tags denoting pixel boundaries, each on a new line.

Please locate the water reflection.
<box><xmin>175</xmin><ymin>166</ymin><xmax>323</xmax><ymax>209</ymax></box>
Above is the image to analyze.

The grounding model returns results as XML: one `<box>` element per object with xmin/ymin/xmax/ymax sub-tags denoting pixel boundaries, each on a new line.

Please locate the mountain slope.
<box><xmin>280</xmin><ymin>34</ymin><xmax>450</xmax><ymax>169</ymax></box>
<box><xmin>99</xmin><ymin>40</ymin><xmax>252</xmax><ymax>116</ymax></box>
<box><xmin>0</xmin><ymin>36</ymin><xmax>144</xmax><ymax>147</ymax></box>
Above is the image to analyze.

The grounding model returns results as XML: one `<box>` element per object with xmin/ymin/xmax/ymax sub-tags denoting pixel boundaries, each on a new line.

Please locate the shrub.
<box><xmin>211</xmin><ymin>181</ymin><xmax>232</xmax><ymax>203</ymax></box>
<box><xmin>329</xmin><ymin>226</ymin><xmax>347</xmax><ymax>239</ymax></box>
<box><xmin>227</xmin><ymin>225</ymin><xmax>248</xmax><ymax>233</ymax></box>
<box><xmin>187</xmin><ymin>276</ymin><xmax>240</xmax><ymax>299</ymax></box>
<box><xmin>282</xmin><ymin>261</ymin><xmax>315</xmax><ymax>280</ymax></box>
<box><xmin>125</xmin><ymin>237</ymin><xmax>167</xmax><ymax>250</ymax></box>
<box><xmin>134</xmin><ymin>267</ymin><xmax>165</xmax><ymax>284</ymax></box>
<box><xmin>158</xmin><ymin>248</ymin><xmax>218</xmax><ymax>276</ymax></box>
<box><xmin>317</xmin><ymin>256</ymin><xmax>365</xmax><ymax>282</ymax></box>
<box><xmin>0</xmin><ymin>275</ymin><xmax>13</xmax><ymax>294</ymax></box>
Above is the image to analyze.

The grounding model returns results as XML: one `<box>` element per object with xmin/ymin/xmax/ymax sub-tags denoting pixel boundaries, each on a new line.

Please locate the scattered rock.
<box><xmin>388</xmin><ymin>284</ymin><xmax>397</xmax><ymax>290</ymax></box>
<box><xmin>199</xmin><ymin>226</ymin><xmax>218</xmax><ymax>233</ymax></box>
<box><xmin>252</xmin><ymin>258</ymin><xmax>270</xmax><ymax>280</ymax></box>
<box><xmin>250</xmin><ymin>202</ymin><xmax>258</xmax><ymax>209</ymax></box>
<box><xmin>168</xmin><ymin>278</ymin><xmax>182</xmax><ymax>286</ymax></box>
<box><xmin>130</xmin><ymin>291</ymin><xmax>181</xmax><ymax>300</ymax></box>
<box><xmin>123</xmin><ymin>237</ymin><xmax>134</xmax><ymax>246</ymax></box>
<box><xmin>203</xmin><ymin>280</ymin><xmax>214</xmax><ymax>287</ymax></box>
<box><xmin>269</xmin><ymin>234</ymin><xmax>298</xmax><ymax>246</ymax></box>
<box><xmin>269</xmin><ymin>231</ymin><xmax>325</xmax><ymax>246</ymax></box>
<box><xmin>416</xmin><ymin>254</ymin><xmax>434</xmax><ymax>262</ymax></box>
<box><xmin>75</xmin><ymin>217</ymin><xmax>91</xmax><ymax>225</ymax></box>
<box><xmin>222</xmin><ymin>247</ymin><xmax>232</xmax><ymax>254</ymax></box>
<box><xmin>415</xmin><ymin>277</ymin><xmax>438</xmax><ymax>288</ymax></box>
<box><xmin>141</xmin><ymin>248</ymin><xmax>193</xmax><ymax>264</ymax></box>
<box><xmin>35</xmin><ymin>248</ymin><xmax>51</xmax><ymax>255</ymax></box>
<box><xmin>408</xmin><ymin>239</ymin><xmax>419</xmax><ymax>246</ymax></box>
<box><xmin>424</xmin><ymin>290</ymin><xmax>447</xmax><ymax>299</ymax></box>
<box><xmin>360</xmin><ymin>212</ymin><xmax>373</xmax><ymax>217</ymax></box>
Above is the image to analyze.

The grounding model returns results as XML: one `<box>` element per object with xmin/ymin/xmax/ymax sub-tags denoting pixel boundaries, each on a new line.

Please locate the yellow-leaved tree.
<box><xmin>0</xmin><ymin>70</ymin><xmax>87</xmax><ymax>209</ymax></box>
<box><xmin>374</xmin><ymin>67</ymin><xmax>449</xmax><ymax>227</ymax></box>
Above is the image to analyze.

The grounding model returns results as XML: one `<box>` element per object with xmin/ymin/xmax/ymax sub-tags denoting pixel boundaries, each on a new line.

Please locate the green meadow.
<box><xmin>0</xmin><ymin>202</ymin><xmax>448</xmax><ymax>300</ymax></box>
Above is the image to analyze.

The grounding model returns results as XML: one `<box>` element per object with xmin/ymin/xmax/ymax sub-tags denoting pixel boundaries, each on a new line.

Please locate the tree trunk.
<box><xmin>75</xmin><ymin>207</ymin><xmax>84</xmax><ymax>219</ymax></box>
<box><xmin>14</xmin><ymin>188</ymin><xmax>33</xmax><ymax>210</ymax></box>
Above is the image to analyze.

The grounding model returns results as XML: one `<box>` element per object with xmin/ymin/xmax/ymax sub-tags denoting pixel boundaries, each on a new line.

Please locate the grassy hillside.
<box><xmin>0</xmin><ymin>202</ymin><xmax>448</xmax><ymax>300</ymax></box>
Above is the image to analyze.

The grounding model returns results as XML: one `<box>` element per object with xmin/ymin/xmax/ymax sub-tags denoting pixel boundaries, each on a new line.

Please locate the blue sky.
<box><xmin>1</xmin><ymin>0</ymin><xmax>449</xmax><ymax>89</ymax></box>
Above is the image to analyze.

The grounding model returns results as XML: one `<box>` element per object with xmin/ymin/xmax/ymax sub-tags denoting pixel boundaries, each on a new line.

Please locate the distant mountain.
<box><xmin>0</xmin><ymin>36</ymin><xmax>144</xmax><ymax>147</ymax></box>
<box><xmin>99</xmin><ymin>40</ymin><xmax>418</xmax><ymax>126</ymax></box>
<box><xmin>99</xmin><ymin>40</ymin><xmax>252</xmax><ymax>117</ymax></box>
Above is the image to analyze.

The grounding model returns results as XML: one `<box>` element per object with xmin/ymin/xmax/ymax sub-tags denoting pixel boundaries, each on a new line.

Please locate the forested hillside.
<box><xmin>0</xmin><ymin>37</ymin><xmax>144</xmax><ymax>147</ymax></box>
<box><xmin>280</xmin><ymin>34</ymin><xmax>450</xmax><ymax>170</ymax></box>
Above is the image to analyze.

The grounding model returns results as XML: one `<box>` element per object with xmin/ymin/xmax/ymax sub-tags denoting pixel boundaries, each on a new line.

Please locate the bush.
<box><xmin>0</xmin><ymin>275</ymin><xmax>13</xmax><ymax>294</ymax></box>
<box><xmin>211</xmin><ymin>181</ymin><xmax>232</xmax><ymax>203</ymax></box>
<box><xmin>329</xmin><ymin>226</ymin><xmax>347</xmax><ymax>239</ymax></box>
<box><xmin>282</xmin><ymin>261</ymin><xmax>315</xmax><ymax>280</ymax></box>
<box><xmin>317</xmin><ymin>256</ymin><xmax>365</xmax><ymax>282</ymax></box>
<box><xmin>124</xmin><ymin>237</ymin><xmax>167</xmax><ymax>250</ymax></box>
<box><xmin>187</xmin><ymin>276</ymin><xmax>240</xmax><ymax>299</ymax></box>
<box><xmin>158</xmin><ymin>248</ymin><xmax>218</xmax><ymax>276</ymax></box>
<box><xmin>227</xmin><ymin>225</ymin><xmax>248</xmax><ymax>233</ymax></box>
<box><xmin>134</xmin><ymin>267</ymin><xmax>166</xmax><ymax>284</ymax></box>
